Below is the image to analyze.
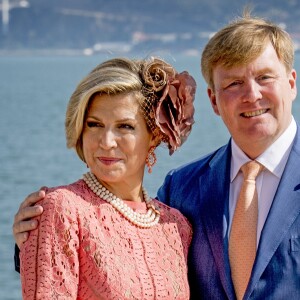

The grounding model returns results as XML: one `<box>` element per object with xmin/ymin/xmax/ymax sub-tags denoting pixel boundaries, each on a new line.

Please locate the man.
<box><xmin>13</xmin><ymin>13</ymin><xmax>300</xmax><ymax>299</ymax></box>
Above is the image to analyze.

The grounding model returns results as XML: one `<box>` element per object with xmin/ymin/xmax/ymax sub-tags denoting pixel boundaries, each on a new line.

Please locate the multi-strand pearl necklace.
<box><xmin>83</xmin><ymin>172</ymin><xmax>160</xmax><ymax>228</ymax></box>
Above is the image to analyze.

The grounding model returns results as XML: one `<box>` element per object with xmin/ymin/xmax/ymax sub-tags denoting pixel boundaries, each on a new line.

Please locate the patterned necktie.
<box><xmin>229</xmin><ymin>160</ymin><xmax>264</xmax><ymax>300</ymax></box>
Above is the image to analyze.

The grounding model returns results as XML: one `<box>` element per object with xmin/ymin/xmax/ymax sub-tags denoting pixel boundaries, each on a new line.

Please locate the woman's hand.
<box><xmin>13</xmin><ymin>189</ymin><xmax>45</xmax><ymax>248</ymax></box>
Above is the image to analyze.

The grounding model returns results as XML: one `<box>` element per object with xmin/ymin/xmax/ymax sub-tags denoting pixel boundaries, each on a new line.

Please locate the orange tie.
<box><xmin>229</xmin><ymin>161</ymin><xmax>264</xmax><ymax>300</ymax></box>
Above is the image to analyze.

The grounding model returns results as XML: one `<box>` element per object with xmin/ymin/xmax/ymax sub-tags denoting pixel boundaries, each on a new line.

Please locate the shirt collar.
<box><xmin>231</xmin><ymin>117</ymin><xmax>297</xmax><ymax>182</ymax></box>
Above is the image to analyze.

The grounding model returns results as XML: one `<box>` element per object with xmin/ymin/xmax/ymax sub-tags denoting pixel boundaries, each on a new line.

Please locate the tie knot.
<box><xmin>241</xmin><ymin>160</ymin><xmax>264</xmax><ymax>181</ymax></box>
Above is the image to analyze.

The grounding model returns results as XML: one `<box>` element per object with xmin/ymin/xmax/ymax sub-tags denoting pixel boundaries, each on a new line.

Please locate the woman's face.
<box><xmin>82</xmin><ymin>93</ymin><xmax>156</xmax><ymax>192</ymax></box>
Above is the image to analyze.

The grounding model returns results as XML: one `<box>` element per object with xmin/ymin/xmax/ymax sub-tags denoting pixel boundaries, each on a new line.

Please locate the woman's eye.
<box><xmin>119</xmin><ymin>124</ymin><xmax>134</xmax><ymax>130</ymax></box>
<box><xmin>86</xmin><ymin>121</ymin><xmax>101</xmax><ymax>128</ymax></box>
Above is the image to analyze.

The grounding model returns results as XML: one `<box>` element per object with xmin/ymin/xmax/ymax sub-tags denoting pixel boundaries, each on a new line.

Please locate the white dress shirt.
<box><xmin>228</xmin><ymin>117</ymin><xmax>297</xmax><ymax>247</ymax></box>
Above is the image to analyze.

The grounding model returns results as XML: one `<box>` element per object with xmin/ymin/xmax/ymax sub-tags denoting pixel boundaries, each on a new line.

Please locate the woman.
<box><xmin>19</xmin><ymin>57</ymin><xmax>196</xmax><ymax>299</ymax></box>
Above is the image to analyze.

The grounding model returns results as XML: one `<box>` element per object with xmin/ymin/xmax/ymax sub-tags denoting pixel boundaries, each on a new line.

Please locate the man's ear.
<box><xmin>289</xmin><ymin>69</ymin><xmax>297</xmax><ymax>102</ymax></box>
<box><xmin>208</xmin><ymin>88</ymin><xmax>220</xmax><ymax>116</ymax></box>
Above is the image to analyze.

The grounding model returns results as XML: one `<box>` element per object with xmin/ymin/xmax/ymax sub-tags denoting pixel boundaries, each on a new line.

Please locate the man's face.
<box><xmin>208</xmin><ymin>43</ymin><xmax>297</xmax><ymax>158</ymax></box>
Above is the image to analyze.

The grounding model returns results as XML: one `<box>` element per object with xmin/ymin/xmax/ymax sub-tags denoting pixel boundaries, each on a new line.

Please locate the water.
<box><xmin>1</xmin><ymin>53</ymin><xmax>299</xmax><ymax>299</ymax></box>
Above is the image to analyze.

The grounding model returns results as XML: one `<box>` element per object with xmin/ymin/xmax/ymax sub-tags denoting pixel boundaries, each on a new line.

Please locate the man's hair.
<box><xmin>201</xmin><ymin>10</ymin><xmax>294</xmax><ymax>90</ymax></box>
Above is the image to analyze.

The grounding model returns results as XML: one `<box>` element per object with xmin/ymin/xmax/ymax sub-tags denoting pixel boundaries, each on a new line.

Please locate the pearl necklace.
<box><xmin>83</xmin><ymin>172</ymin><xmax>160</xmax><ymax>228</ymax></box>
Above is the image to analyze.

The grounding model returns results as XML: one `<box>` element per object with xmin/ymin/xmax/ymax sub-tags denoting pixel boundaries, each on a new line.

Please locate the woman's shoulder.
<box><xmin>45</xmin><ymin>178</ymin><xmax>84</xmax><ymax>194</ymax></box>
<box><xmin>154</xmin><ymin>199</ymin><xmax>191</xmax><ymax>226</ymax></box>
<box><xmin>154</xmin><ymin>199</ymin><xmax>181</xmax><ymax>214</ymax></box>
<box><xmin>41</xmin><ymin>179</ymin><xmax>91</xmax><ymax>209</ymax></box>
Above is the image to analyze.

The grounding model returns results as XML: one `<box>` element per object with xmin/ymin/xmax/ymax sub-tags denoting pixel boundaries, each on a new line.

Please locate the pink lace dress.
<box><xmin>20</xmin><ymin>179</ymin><xmax>192</xmax><ymax>300</ymax></box>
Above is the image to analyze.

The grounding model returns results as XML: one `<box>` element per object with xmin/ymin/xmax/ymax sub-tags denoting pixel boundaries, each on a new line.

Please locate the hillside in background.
<box><xmin>1</xmin><ymin>0</ymin><xmax>300</xmax><ymax>55</ymax></box>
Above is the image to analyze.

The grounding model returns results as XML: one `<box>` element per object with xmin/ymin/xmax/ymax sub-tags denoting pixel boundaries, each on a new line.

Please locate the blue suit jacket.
<box><xmin>158</xmin><ymin>128</ymin><xmax>300</xmax><ymax>299</ymax></box>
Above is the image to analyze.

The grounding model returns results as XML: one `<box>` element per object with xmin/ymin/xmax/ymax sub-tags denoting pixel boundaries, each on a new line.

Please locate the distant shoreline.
<box><xmin>0</xmin><ymin>48</ymin><xmax>203</xmax><ymax>57</ymax></box>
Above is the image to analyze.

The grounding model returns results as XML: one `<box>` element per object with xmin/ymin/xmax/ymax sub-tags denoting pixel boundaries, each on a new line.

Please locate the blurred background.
<box><xmin>0</xmin><ymin>0</ymin><xmax>300</xmax><ymax>56</ymax></box>
<box><xmin>1</xmin><ymin>1</ymin><xmax>300</xmax><ymax>299</ymax></box>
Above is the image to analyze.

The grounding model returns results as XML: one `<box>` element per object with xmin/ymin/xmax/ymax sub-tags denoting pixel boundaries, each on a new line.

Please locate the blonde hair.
<box><xmin>65</xmin><ymin>57</ymin><xmax>176</xmax><ymax>162</ymax></box>
<box><xmin>201</xmin><ymin>12</ymin><xmax>294</xmax><ymax>90</ymax></box>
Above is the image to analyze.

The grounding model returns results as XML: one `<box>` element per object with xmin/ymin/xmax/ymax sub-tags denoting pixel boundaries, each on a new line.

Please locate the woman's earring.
<box><xmin>146</xmin><ymin>146</ymin><xmax>157</xmax><ymax>174</ymax></box>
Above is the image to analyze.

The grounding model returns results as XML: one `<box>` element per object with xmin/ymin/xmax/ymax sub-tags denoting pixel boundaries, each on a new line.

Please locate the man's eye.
<box><xmin>227</xmin><ymin>81</ymin><xmax>242</xmax><ymax>88</ymax></box>
<box><xmin>259</xmin><ymin>75</ymin><xmax>272</xmax><ymax>81</ymax></box>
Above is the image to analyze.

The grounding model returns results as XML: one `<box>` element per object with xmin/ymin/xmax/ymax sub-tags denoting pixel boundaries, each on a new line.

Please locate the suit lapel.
<box><xmin>246</xmin><ymin>128</ymin><xmax>300</xmax><ymax>298</ymax></box>
<box><xmin>200</xmin><ymin>141</ymin><xmax>236</xmax><ymax>299</ymax></box>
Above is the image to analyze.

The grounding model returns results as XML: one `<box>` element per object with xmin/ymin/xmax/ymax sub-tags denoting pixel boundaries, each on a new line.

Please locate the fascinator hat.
<box><xmin>140</xmin><ymin>58</ymin><xmax>197</xmax><ymax>155</ymax></box>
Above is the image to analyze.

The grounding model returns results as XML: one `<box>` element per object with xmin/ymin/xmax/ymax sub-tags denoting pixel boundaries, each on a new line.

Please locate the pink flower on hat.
<box><xmin>155</xmin><ymin>71</ymin><xmax>196</xmax><ymax>154</ymax></box>
<box><xmin>141</xmin><ymin>58</ymin><xmax>196</xmax><ymax>155</ymax></box>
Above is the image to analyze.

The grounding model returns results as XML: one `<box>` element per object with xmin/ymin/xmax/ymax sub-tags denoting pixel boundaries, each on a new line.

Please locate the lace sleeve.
<box><xmin>20</xmin><ymin>188</ymin><xmax>80</xmax><ymax>299</ymax></box>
